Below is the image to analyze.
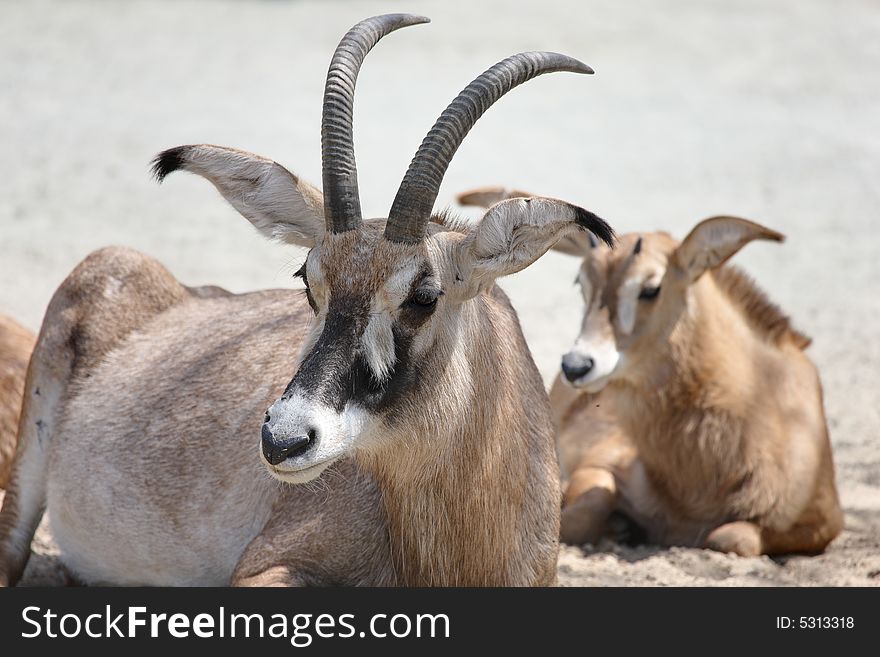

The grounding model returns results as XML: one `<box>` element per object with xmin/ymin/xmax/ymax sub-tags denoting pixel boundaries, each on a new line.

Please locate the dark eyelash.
<box><xmin>302</xmin><ymin>288</ymin><xmax>317</xmax><ymax>314</ymax></box>
<box><xmin>639</xmin><ymin>286</ymin><xmax>661</xmax><ymax>301</ymax></box>
<box><xmin>293</xmin><ymin>264</ymin><xmax>317</xmax><ymax>313</ymax></box>
<box><xmin>404</xmin><ymin>288</ymin><xmax>443</xmax><ymax>310</ymax></box>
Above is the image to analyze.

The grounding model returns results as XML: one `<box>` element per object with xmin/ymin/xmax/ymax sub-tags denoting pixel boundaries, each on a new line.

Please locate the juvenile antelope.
<box><xmin>0</xmin><ymin>316</ymin><xmax>34</xmax><ymax>489</ymax></box>
<box><xmin>0</xmin><ymin>15</ymin><xmax>613</xmax><ymax>586</ymax></box>
<box><xmin>460</xmin><ymin>187</ymin><xmax>843</xmax><ymax>556</ymax></box>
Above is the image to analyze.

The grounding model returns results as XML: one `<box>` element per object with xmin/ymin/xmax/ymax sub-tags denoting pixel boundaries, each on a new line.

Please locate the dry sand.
<box><xmin>1</xmin><ymin>0</ymin><xmax>877</xmax><ymax>586</ymax></box>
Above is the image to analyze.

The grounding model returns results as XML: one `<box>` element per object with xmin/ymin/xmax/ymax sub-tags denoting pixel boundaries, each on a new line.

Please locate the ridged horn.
<box><xmin>322</xmin><ymin>14</ymin><xmax>429</xmax><ymax>233</ymax></box>
<box><xmin>384</xmin><ymin>51</ymin><xmax>593</xmax><ymax>243</ymax></box>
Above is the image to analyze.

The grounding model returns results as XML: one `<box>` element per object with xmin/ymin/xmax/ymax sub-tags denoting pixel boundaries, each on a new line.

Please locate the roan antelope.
<box><xmin>0</xmin><ymin>15</ymin><xmax>614</xmax><ymax>586</ymax></box>
<box><xmin>459</xmin><ymin>187</ymin><xmax>843</xmax><ymax>556</ymax></box>
<box><xmin>0</xmin><ymin>315</ymin><xmax>35</xmax><ymax>490</ymax></box>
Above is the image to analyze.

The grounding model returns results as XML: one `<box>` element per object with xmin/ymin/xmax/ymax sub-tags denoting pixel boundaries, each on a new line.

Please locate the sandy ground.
<box><xmin>1</xmin><ymin>0</ymin><xmax>878</xmax><ymax>586</ymax></box>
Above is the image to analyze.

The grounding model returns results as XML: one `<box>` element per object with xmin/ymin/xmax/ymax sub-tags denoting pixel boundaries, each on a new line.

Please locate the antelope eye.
<box><xmin>293</xmin><ymin>263</ymin><xmax>318</xmax><ymax>314</ymax></box>
<box><xmin>293</xmin><ymin>263</ymin><xmax>308</xmax><ymax>282</ymax></box>
<box><xmin>638</xmin><ymin>286</ymin><xmax>661</xmax><ymax>301</ymax></box>
<box><xmin>408</xmin><ymin>288</ymin><xmax>441</xmax><ymax>308</ymax></box>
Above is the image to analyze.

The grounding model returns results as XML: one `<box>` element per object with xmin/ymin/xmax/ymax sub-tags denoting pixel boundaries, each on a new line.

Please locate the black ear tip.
<box><xmin>574</xmin><ymin>206</ymin><xmax>616</xmax><ymax>248</ymax></box>
<box><xmin>151</xmin><ymin>146</ymin><xmax>188</xmax><ymax>183</ymax></box>
<box><xmin>633</xmin><ymin>236</ymin><xmax>643</xmax><ymax>255</ymax></box>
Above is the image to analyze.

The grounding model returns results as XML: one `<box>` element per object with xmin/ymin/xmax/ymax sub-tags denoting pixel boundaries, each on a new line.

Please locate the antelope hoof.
<box><xmin>704</xmin><ymin>521</ymin><xmax>762</xmax><ymax>557</ymax></box>
<box><xmin>559</xmin><ymin>487</ymin><xmax>615</xmax><ymax>546</ymax></box>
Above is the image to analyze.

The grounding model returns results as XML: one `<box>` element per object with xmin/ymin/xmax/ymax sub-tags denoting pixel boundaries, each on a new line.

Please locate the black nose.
<box><xmin>261</xmin><ymin>423</ymin><xmax>314</xmax><ymax>466</ymax></box>
<box><xmin>561</xmin><ymin>353</ymin><xmax>595</xmax><ymax>382</ymax></box>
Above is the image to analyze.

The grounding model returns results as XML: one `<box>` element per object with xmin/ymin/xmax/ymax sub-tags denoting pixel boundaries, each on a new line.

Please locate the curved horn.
<box><xmin>384</xmin><ymin>51</ymin><xmax>593</xmax><ymax>243</ymax></box>
<box><xmin>322</xmin><ymin>13</ymin><xmax>429</xmax><ymax>234</ymax></box>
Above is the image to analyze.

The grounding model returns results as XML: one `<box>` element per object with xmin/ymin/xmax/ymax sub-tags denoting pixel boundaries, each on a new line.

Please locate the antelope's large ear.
<box><xmin>551</xmin><ymin>229</ymin><xmax>596</xmax><ymax>257</ymax></box>
<box><xmin>672</xmin><ymin>216</ymin><xmax>784</xmax><ymax>283</ymax></box>
<box><xmin>457</xmin><ymin>186</ymin><xmax>596</xmax><ymax>257</ymax></box>
<box><xmin>453</xmin><ymin>197</ymin><xmax>614</xmax><ymax>299</ymax></box>
<box><xmin>152</xmin><ymin>144</ymin><xmax>324</xmax><ymax>248</ymax></box>
<box><xmin>457</xmin><ymin>185</ymin><xmax>534</xmax><ymax>209</ymax></box>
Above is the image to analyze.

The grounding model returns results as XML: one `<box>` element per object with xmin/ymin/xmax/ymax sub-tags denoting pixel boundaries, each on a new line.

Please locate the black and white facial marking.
<box><xmin>562</xmin><ymin>234</ymin><xmax>665</xmax><ymax>393</ymax></box>
<box><xmin>609</xmin><ymin>235</ymin><xmax>666</xmax><ymax>340</ymax></box>
<box><xmin>562</xmin><ymin>264</ymin><xmax>621</xmax><ymax>393</ymax></box>
<box><xmin>561</xmin><ymin>233</ymin><xmax>676</xmax><ymax>395</ymax></box>
<box><xmin>261</xmin><ymin>239</ymin><xmax>444</xmax><ymax>482</ymax></box>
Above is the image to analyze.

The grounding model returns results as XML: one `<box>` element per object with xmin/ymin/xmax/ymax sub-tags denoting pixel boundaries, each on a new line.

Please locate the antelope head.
<box><xmin>153</xmin><ymin>14</ymin><xmax>613</xmax><ymax>483</ymax></box>
<box><xmin>459</xmin><ymin>189</ymin><xmax>783</xmax><ymax>393</ymax></box>
<box><xmin>558</xmin><ymin>219</ymin><xmax>785</xmax><ymax>391</ymax></box>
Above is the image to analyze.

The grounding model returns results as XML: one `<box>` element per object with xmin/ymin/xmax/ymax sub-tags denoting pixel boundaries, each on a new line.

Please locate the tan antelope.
<box><xmin>0</xmin><ymin>316</ymin><xmax>35</xmax><ymax>490</ymax></box>
<box><xmin>0</xmin><ymin>15</ymin><xmax>614</xmax><ymax>587</ymax></box>
<box><xmin>460</xmin><ymin>187</ymin><xmax>843</xmax><ymax>556</ymax></box>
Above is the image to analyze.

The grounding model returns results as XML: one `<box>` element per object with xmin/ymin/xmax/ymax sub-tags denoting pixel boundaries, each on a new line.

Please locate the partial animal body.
<box><xmin>0</xmin><ymin>15</ymin><xmax>614</xmax><ymax>586</ymax></box>
<box><xmin>461</xmin><ymin>187</ymin><xmax>843</xmax><ymax>556</ymax></box>
<box><xmin>0</xmin><ymin>315</ymin><xmax>35</xmax><ymax>489</ymax></box>
<box><xmin>4</xmin><ymin>247</ymin><xmax>417</xmax><ymax>585</ymax></box>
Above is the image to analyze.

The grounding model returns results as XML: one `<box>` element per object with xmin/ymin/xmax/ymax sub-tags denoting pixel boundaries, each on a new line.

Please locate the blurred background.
<box><xmin>1</xmin><ymin>0</ymin><xmax>878</xmax><ymax>584</ymax></box>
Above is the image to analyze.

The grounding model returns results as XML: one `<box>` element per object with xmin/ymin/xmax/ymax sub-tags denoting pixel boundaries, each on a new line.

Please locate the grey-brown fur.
<box><xmin>0</xmin><ymin>15</ymin><xmax>613</xmax><ymax>586</ymax></box>
<box><xmin>0</xmin><ymin>237</ymin><xmax>560</xmax><ymax>585</ymax></box>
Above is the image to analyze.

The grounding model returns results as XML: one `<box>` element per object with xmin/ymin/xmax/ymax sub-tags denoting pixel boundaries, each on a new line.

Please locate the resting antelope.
<box><xmin>460</xmin><ymin>187</ymin><xmax>843</xmax><ymax>556</ymax></box>
<box><xmin>0</xmin><ymin>15</ymin><xmax>614</xmax><ymax>587</ymax></box>
<box><xmin>0</xmin><ymin>316</ymin><xmax>35</xmax><ymax>490</ymax></box>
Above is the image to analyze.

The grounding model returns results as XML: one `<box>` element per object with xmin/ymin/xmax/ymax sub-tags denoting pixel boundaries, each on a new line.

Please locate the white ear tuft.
<box><xmin>453</xmin><ymin>197</ymin><xmax>614</xmax><ymax>299</ymax></box>
<box><xmin>456</xmin><ymin>186</ymin><xmax>602</xmax><ymax>258</ymax></box>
